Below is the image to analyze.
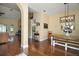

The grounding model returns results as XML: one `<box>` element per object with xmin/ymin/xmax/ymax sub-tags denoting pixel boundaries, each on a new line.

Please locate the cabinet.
<box><xmin>0</xmin><ymin>32</ymin><xmax>9</xmax><ymax>43</ymax></box>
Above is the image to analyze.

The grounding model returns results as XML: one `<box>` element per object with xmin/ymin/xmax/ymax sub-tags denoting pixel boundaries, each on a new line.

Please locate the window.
<box><xmin>0</xmin><ymin>24</ymin><xmax>6</xmax><ymax>32</ymax></box>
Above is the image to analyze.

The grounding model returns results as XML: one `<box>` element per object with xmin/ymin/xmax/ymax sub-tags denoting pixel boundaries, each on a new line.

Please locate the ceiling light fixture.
<box><xmin>59</xmin><ymin>3</ymin><xmax>75</xmax><ymax>36</ymax></box>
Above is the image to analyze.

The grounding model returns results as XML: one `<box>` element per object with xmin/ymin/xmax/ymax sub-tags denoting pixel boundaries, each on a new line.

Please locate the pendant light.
<box><xmin>59</xmin><ymin>3</ymin><xmax>75</xmax><ymax>36</ymax></box>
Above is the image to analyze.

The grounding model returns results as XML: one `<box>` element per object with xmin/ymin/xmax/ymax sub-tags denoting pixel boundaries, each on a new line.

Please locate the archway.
<box><xmin>17</xmin><ymin>3</ymin><xmax>28</xmax><ymax>55</ymax></box>
<box><xmin>0</xmin><ymin>3</ymin><xmax>22</xmax><ymax>56</ymax></box>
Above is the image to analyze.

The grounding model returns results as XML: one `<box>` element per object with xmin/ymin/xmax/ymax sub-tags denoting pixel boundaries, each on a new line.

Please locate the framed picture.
<box><xmin>44</xmin><ymin>23</ymin><xmax>48</xmax><ymax>29</ymax></box>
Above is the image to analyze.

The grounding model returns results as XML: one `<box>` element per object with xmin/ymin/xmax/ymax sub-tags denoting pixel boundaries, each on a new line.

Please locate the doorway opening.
<box><xmin>0</xmin><ymin>3</ymin><xmax>21</xmax><ymax>56</ymax></box>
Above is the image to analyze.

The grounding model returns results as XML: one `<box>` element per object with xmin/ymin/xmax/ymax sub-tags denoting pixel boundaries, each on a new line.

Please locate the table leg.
<box><xmin>65</xmin><ymin>43</ymin><xmax>67</xmax><ymax>56</ymax></box>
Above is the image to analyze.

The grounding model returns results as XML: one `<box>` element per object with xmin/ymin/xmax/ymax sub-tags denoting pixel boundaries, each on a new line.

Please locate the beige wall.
<box><xmin>48</xmin><ymin>9</ymin><xmax>79</xmax><ymax>36</ymax></box>
<box><xmin>29</xmin><ymin>19</ymin><xmax>33</xmax><ymax>39</ymax></box>
<box><xmin>0</xmin><ymin>18</ymin><xmax>19</xmax><ymax>35</ymax></box>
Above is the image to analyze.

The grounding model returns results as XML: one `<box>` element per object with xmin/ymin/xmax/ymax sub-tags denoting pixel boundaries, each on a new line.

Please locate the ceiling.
<box><xmin>0</xmin><ymin>3</ymin><xmax>20</xmax><ymax>20</ymax></box>
<box><xmin>0</xmin><ymin>3</ymin><xmax>20</xmax><ymax>11</ymax></box>
<box><xmin>28</xmin><ymin>3</ymin><xmax>79</xmax><ymax>15</ymax></box>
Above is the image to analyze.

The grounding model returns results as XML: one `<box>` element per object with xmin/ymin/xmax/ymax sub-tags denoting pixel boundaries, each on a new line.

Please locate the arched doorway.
<box><xmin>17</xmin><ymin>3</ymin><xmax>28</xmax><ymax>55</ymax></box>
<box><xmin>0</xmin><ymin>3</ymin><xmax>21</xmax><ymax>56</ymax></box>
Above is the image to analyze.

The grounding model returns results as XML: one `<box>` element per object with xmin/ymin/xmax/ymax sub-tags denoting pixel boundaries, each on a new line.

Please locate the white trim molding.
<box><xmin>21</xmin><ymin>45</ymin><xmax>28</xmax><ymax>50</ymax></box>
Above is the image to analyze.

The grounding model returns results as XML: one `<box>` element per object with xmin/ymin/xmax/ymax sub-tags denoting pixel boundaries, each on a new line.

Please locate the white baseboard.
<box><xmin>39</xmin><ymin>38</ymin><xmax>47</xmax><ymax>41</ymax></box>
<box><xmin>16</xmin><ymin>52</ymin><xmax>27</xmax><ymax>56</ymax></box>
<box><xmin>21</xmin><ymin>45</ymin><xmax>28</xmax><ymax>50</ymax></box>
<box><xmin>28</xmin><ymin>36</ymin><xmax>32</xmax><ymax>39</ymax></box>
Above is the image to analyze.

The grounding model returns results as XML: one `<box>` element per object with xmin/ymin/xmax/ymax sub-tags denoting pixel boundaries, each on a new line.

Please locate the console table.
<box><xmin>51</xmin><ymin>34</ymin><xmax>79</xmax><ymax>51</ymax></box>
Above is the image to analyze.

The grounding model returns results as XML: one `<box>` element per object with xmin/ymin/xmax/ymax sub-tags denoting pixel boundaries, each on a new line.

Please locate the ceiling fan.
<box><xmin>0</xmin><ymin>12</ymin><xmax>5</xmax><ymax>16</ymax></box>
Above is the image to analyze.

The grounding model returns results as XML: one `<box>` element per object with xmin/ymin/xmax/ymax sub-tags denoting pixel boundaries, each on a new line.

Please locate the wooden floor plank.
<box><xmin>28</xmin><ymin>39</ymin><xmax>79</xmax><ymax>56</ymax></box>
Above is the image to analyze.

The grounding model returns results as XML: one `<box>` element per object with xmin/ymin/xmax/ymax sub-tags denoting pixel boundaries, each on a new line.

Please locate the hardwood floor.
<box><xmin>0</xmin><ymin>36</ymin><xmax>21</xmax><ymax>56</ymax></box>
<box><xmin>28</xmin><ymin>39</ymin><xmax>79</xmax><ymax>56</ymax></box>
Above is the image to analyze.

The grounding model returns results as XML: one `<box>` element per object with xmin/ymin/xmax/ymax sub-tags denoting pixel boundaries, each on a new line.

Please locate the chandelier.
<box><xmin>59</xmin><ymin>3</ymin><xmax>75</xmax><ymax>36</ymax></box>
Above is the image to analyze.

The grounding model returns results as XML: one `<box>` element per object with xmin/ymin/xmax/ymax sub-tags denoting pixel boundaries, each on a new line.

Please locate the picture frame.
<box><xmin>44</xmin><ymin>23</ymin><xmax>48</xmax><ymax>29</ymax></box>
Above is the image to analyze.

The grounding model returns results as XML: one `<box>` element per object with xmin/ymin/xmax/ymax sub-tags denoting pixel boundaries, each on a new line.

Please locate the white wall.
<box><xmin>39</xmin><ymin>13</ymin><xmax>49</xmax><ymax>41</ymax></box>
<box><xmin>33</xmin><ymin>12</ymin><xmax>49</xmax><ymax>41</ymax></box>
